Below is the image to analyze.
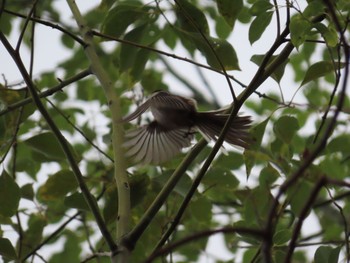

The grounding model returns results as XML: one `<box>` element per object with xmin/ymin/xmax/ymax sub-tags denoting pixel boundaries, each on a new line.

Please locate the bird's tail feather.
<box><xmin>195</xmin><ymin>113</ymin><xmax>251</xmax><ymax>148</ymax></box>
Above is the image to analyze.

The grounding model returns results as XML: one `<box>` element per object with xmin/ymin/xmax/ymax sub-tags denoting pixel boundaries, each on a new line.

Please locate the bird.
<box><xmin>121</xmin><ymin>90</ymin><xmax>251</xmax><ymax>164</ymax></box>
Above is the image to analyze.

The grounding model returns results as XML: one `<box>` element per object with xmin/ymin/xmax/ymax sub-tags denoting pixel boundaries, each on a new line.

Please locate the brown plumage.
<box><xmin>121</xmin><ymin>91</ymin><xmax>251</xmax><ymax>164</ymax></box>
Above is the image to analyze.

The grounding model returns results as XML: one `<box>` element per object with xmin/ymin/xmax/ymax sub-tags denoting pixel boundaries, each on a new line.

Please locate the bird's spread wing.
<box><xmin>121</xmin><ymin>99</ymin><xmax>151</xmax><ymax>123</ymax></box>
<box><xmin>123</xmin><ymin>121</ymin><xmax>194</xmax><ymax>164</ymax></box>
<box><xmin>121</xmin><ymin>91</ymin><xmax>195</xmax><ymax>123</ymax></box>
<box><xmin>148</xmin><ymin>91</ymin><xmax>196</xmax><ymax>111</ymax></box>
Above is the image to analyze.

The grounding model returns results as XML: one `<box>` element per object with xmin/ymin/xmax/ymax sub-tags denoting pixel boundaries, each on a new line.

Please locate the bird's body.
<box><xmin>121</xmin><ymin>91</ymin><xmax>251</xmax><ymax>164</ymax></box>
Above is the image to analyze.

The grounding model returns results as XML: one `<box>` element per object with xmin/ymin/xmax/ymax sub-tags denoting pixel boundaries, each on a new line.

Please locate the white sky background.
<box><xmin>0</xmin><ymin>0</ymin><xmax>324</xmax><ymax>262</ymax></box>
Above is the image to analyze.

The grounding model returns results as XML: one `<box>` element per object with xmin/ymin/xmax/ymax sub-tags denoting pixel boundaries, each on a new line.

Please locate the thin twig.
<box><xmin>23</xmin><ymin>212</ymin><xmax>81</xmax><ymax>261</ymax></box>
<box><xmin>145</xmin><ymin>227</ymin><xmax>265</xmax><ymax>263</ymax></box>
<box><xmin>15</xmin><ymin>0</ymin><xmax>38</xmax><ymax>52</ymax></box>
<box><xmin>3</xmin><ymin>8</ymin><xmax>86</xmax><ymax>47</ymax></box>
<box><xmin>0</xmin><ymin>69</ymin><xmax>91</xmax><ymax>117</ymax></box>
<box><xmin>44</xmin><ymin>97</ymin><xmax>113</xmax><ymax>162</ymax></box>
<box><xmin>91</xmin><ymin>30</ymin><xmax>245</xmax><ymax>88</ymax></box>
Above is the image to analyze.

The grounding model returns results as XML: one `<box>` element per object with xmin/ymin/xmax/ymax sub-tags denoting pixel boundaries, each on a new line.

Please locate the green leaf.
<box><xmin>243</xmin><ymin>248</ymin><xmax>260</xmax><ymax>263</ymax></box>
<box><xmin>215</xmin><ymin>15</ymin><xmax>232</xmax><ymax>39</ymax></box>
<box><xmin>249</xmin><ymin>11</ymin><xmax>273</xmax><ymax>44</ymax></box>
<box><xmin>0</xmin><ymin>13</ymin><xmax>12</xmax><ymax>35</ymax></box>
<box><xmin>24</xmin><ymin>132</ymin><xmax>80</xmax><ymax>162</ymax></box>
<box><xmin>175</xmin><ymin>0</ymin><xmax>209</xmax><ymax>34</ymax></box>
<box><xmin>21</xmin><ymin>214</ymin><xmax>47</xmax><ymax>257</ymax></box>
<box><xmin>153</xmin><ymin>171</ymin><xmax>193</xmax><ymax>197</ymax></box>
<box><xmin>319</xmin><ymin>156</ymin><xmax>347</xmax><ymax>180</ymax></box>
<box><xmin>202</xmin><ymin>167</ymin><xmax>239</xmax><ymax>202</ymax></box>
<box><xmin>0</xmin><ymin>88</ymin><xmax>36</xmax><ymax>121</ymax></box>
<box><xmin>273</xmin><ymin>229</ymin><xmax>292</xmax><ymax>245</ymax></box>
<box><xmin>0</xmin><ymin>215</ymin><xmax>12</xmax><ymax>225</ymax></box>
<box><xmin>301</xmin><ymin>61</ymin><xmax>340</xmax><ymax>86</ymax></box>
<box><xmin>188</xmin><ymin>197</ymin><xmax>212</xmax><ymax>223</ymax></box>
<box><xmin>98</xmin><ymin>0</ymin><xmax>116</xmax><ymax>10</ymax></box>
<box><xmin>259</xmin><ymin>163</ymin><xmax>280</xmax><ymax>187</ymax></box>
<box><xmin>273</xmin><ymin>116</ymin><xmax>300</xmax><ymax>144</ymax></box>
<box><xmin>289</xmin><ymin>14</ymin><xmax>311</xmax><ymax>48</ymax></box>
<box><xmin>249</xmin><ymin>0</ymin><xmax>273</xmax><ymax>16</ymax></box>
<box><xmin>274</xmin><ymin>248</ymin><xmax>287</xmax><ymax>262</ymax></box>
<box><xmin>244</xmin><ymin>150</ymin><xmax>271</xmax><ymax>179</ymax></box>
<box><xmin>130</xmin><ymin>173</ymin><xmax>150</xmax><ymax>207</ymax></box>
<box><xmin>49</xmin><ymin>231</ymin><xmax>81</xmax><ymax>263</ymax></box>
<box><xmin>101</xmin><ymin>1</ymin><xmax>144</xmax><ymax>38</ymax></box>
<box><xmin>0</xmin><ymin>172</ymin><xmax>20</xmax><ymax>217</ymax></box>
<box><xmin>216</xmin><ymin>0</ymin><xmax>243</xmax><ymax>27</ymax></box>
<box><xmin>322</xmin><ymin>26</ymin><xmax>338</xmax><ymax>47</ymax></box>
<box><xmin>130</xmin><ymin>49</ymin><xmax>151</xmax><ymax>82</ymax></box>
<box><xmin>0</xmin><ymin>238</ymin><xmax>17</xmax><ymax>260</ymax></box>
<box><xmin>327</xmin><ymin>135</ymin><xmax>350</xmax><ymax>155</ymax></box>
<box><xmin>103</xmin><ymin>185</ymin><xmax>118</xmax><ymax>225</ymax></box>
<box><xmin>140</xmin><ymin>70</ymin><xmax>167</xmax><ymax>93</ymax></box>
<box><xmin>14</xmin><ymin>143</ymin><xmax>41</xmax><ymax>179</ymax></box>
<box><xmin>314</xmin><ymin>246</ymin><xmax>341</xmax><ymax>263</ymax></box>
<box><xmin>64</xmin><ymin>192</ymin><xmax>90</xmax><ymax>211</ymax></box>
<box><xmin>251</xmin><ymin>54</ymin><xmax>289</xmax><ymax>83</ymax></box>
<box><xmin>162</xmin><ymin>23</ymin><xmax>177</xmax><ymax>49</ymax></box>
<box><xmin>60</xmin><ymin>34</ymin><xmax>75</xmax><ymax>49</ymax></box>
<box><xmin>102</xmin><ymin>175</ymin><xmax>149</xmax><ymax>224</ymax></box>
<box><xmin>37</xmin><ymin>71</ymin><xmax>58</xmax><ymax>88</ymax></box>
<box><xmin>120</xmin><ymin>24</ymin><xmax>148</xmax><ymax>72</ymax></box>
<box><xmin>246</xmin><ymin>93</ymin><xmax>280</xmax><ymax>114</ymax></box>
<box><xmin>21</xmin><ymin>183</ymin><xmax>34</xmax><ymax>201</ymax></box>
<box><xmin>0</xmin><ymin>88</ymin><xmax>36</xmax><ymax>158</ymax></box>
<box><xmin>37</xmin><ymin>170</ymin><xmax>78</xmax><ymax>201</ymax></box>
<box><xmin>287</xmin><ymin>181</ymin><xmax>313</xmax><ymax>216</ymax></box>
<box><xmin>270</xmin><ymin>138</ymin><xmax>293</xmax><ymax>167</ymax></box>
<box><xmin>182</xmin><ymin>32</ymin><xmax>240</xmax><ymax>70</ymax></box>
<box><xmin>303</xmin><ymin>1</ymin><xmax>326</xmax><ymax>19</ymax></box>
<box><xmin>243</xmin><ymin>186</ymin><xmax>274</xmax><ymax>227</ymax></box>
<box><xmin>329</xmin><ymin>246</ymin><xmax>341</xmax><ymax>263</ymax></box>
<box><xmin>314</xmin><ymin>23</ymin><xmax>338</xmax><ymax>47</ymax></box>
<box><xmin>214</xmin><ymin>151</ymin><xmax>245</xmax><ymax>170</ymax></box>
<box><xmin>202</xmin><ymin>36</ymin><xmax>240</xmax><ymax>70</ymax></box>
<box><xmin>237</xmin><ymin>5</ymin><xmax>252</xmax><ymax>24</ymax></box>
<box><xmin>250</xmin><ymin>117</ymin><xmax>270</xmax><ymax>150</ymax></box>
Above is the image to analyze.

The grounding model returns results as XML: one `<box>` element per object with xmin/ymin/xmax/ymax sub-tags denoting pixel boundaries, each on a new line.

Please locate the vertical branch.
<box><xmin>65</xmin><ymin>0</ymin><xmax>130</xmax><ymax>260</ymax></box>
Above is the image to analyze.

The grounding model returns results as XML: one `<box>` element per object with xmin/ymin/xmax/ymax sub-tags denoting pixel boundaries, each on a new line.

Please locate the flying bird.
<box><xmin>121</xmin><ymin>91</ymin><xmax>251</xmax><ymax>164</ymax></box>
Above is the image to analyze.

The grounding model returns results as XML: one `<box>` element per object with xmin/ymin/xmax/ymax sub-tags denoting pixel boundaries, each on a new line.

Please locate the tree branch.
<box><xmin>0</xmin><ymin>32</ymin><xmax>118</xmax><ymax>255</ymax></box>
<box><xmin>145</xmin><ymin>226</ymin><xmax>265</xmax><ymax>263</ymax></box>
<box><xmin>0</xmin><ymin>69</ymin><xmax>91</xmax><ymax>117</ymax></box>
<box><xmin>65</xmin><ymin>1</ymin><xmax>130</xmax><ymax>261</ymax></box>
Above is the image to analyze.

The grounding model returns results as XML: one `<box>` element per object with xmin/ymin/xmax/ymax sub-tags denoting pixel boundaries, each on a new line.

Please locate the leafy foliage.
<box><xmin>0</xmin><ymin>0</ymin><xmax>349</xmax><ymax>263</ymax></box>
